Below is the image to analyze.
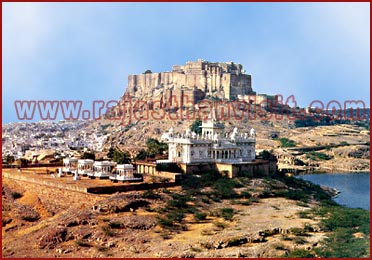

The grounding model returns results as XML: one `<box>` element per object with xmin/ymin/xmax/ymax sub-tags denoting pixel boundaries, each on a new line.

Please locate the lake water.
<box><xmin>297</xmin><ymin>172</ymin><xmax>370</xmax><ymax>210</ymax></box>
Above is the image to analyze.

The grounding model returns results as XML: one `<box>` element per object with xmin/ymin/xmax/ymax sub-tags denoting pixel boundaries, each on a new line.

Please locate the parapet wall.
<box><xmin>2</xmin><ymin>171</ymin><xmax>179</xmax><ymax>194</ymax></box>
<box><xmin>2</xmin><ymin>171</ymin><xmax>88</xmax><ymax>193</ymax></box>
<box><xmin>87</xmin><ymin>182</ymin><xmax>178</xmax><ymax>194</ymax></box>
<box><xmin>179</xmin><ymin>160</ymin><xmax>277</xmax><ymax>178</ymax></box>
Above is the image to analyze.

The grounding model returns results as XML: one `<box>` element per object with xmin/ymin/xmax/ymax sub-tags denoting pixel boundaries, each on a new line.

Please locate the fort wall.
<box><xmin>126</xmin><ymin>60</ymin><xmax>255</xmax><ymax>102</ymax></box>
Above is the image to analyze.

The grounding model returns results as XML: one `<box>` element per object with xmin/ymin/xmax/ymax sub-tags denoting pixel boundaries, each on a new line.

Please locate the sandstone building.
<box><xmin>125</xmin><ymin>59</ymin><xmax>256</xmax><ymax>105</ymax></box>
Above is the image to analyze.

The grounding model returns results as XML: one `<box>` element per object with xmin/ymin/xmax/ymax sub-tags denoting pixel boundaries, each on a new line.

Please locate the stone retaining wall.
<box><xmin>2</xmin><ymin>171</ymin><xmax>88</xmax><ymax>193</ymax></box>
<box><xmin>2</xmin><ymin>171</ymin><xmax>179</xmax><ymax>194</ymax></box>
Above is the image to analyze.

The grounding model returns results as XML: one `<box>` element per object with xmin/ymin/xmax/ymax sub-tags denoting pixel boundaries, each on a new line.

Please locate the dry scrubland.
<box><xmin>2</xmin><ymin>170</ymin><xmax>370</xmax><ymax>258</ymax></box>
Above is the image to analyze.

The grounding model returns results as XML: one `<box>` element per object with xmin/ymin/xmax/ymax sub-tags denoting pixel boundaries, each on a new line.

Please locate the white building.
<box><xmin>62</xmin><ymin>158</ymin><xmax>78</xmax><ymax>174</ymax></box>
<box><xmin>77</xmin><ymin>159</ymin><xmax>94</xmax><ymax>176</ymax></box>
<box><xmin>109</xmin><ymin>164</ymin><xmax>141</xmax><ymax>182</ymax></box>
<box><xmin>90</xmin><ymin>161</ymin><xmax>113</xmax><ymax>179</ymax></box>
<box><xmin>160</xmin><ymin>108</ymin><xmax>256</xmax><ymax>164</ymax></box>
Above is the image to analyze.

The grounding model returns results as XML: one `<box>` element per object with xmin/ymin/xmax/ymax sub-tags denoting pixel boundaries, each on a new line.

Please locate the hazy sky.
<box><xmin>2</xmin><ymin>2</ymin><xmax>370</xmax><ymax>122</ymax></box>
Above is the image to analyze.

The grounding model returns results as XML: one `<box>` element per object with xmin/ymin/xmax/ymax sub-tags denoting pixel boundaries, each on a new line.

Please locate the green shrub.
<box><xmin>212</xmin><ymin>178</ymin><xmax>239</xmax><ymax>199</ymax></box>
<box><xmin>306</xmin><ymin>151</ymin><xmax>333</xmax><ymax>161</ymax></box>
<box><xmin>157</xmin><ymin>217</ymin><xmax>174</xmax><ymax>228</ymax></box>
<box><xmin>290</xmin><ymin>227</ymin><xmax>309</xmax><ymax>236</ymax></box>
<box><xmin>214</xmin><ymin>221</ymin><xmax>226</xmax><ymax>229</ymax></box>
<box><xmin>293</xmin><ymin>236</ymin><xmax>307</xmax><ymax>244</ymax></box>
<box><xmin>11</xmin><ymin>192</ymin><xmax>22</xmax><ymax>199</ymax></box>
<box><xmin>166</xmin><ymin>211</ymin><xmax>184</xmax><ymax>224</ymax></box>
<box><xmin>281</xmin><ymin>235</ymin><xmax>293</xmax><ymax>241</ymax></box>
<box><xmin>315</xmin><ymin>227</ymin><xmax>370</xmax><ymax>258</ymax></box>
<box><xmin>318</xmin><ymin>206</ymin><xmax>370</xmax><ymax>234</ymax></box>
<box><xmin>283</xmin><ymin>249</ymin><xmax>314</xmax><ymax>258</ymax></box>
<box><xmin>273</xmin><ymin>243</ymin><xmax>287</xmax><ymax>250</ymax></box>
<box><xmin>194</xmin><ymin>212</ymin><xmax>207</xmax><ymax>222</ymax></box>
<box><xmin>310</xmin><ymin>205</ymin><xmax>370</xmax><ymax>258</ymax></box>
<box><xmin>274</xmin><ymin>190</ymin><xmax>308</xmax><ymax>202</ymax></box>
<box><xmin>96</xmin><ymin>245</ymin><xmax>108</xmax><ymax>251</ymax></box>
<box><xmin>201</xmin><ymin>197</ymin><xmax>210</xmax><ymax>204</ymax></box>
<box><xmin>108</xmin><ymin>221</ymin><xmax>122</xmax><ymax>229</ymax></box>
<box><xmin>142</xmin><ymin>190</ymin><xmax>161</xmax><ymax>199</ymax></box>
<box><xmin>76</xmin><ymin>240</ymin><xmax>92</xmax><ymax>247</ymax></box>
<box><xmin>239</xmin><ymin>191</ymin><xmax>252</xmax><ymax>199</ymax></box>
<box><xmin>181</xmin><ymin>225</ymin><xmax>188</xmax><ymax>231</ymax></box>
<box><xmin>220</xmin><ymin>208</ymin><xmax>234</xmax><ymax>221</ymax></box>
<box><xmin>185</xmin><ymin>206</ymin><xmax>197</xmax><ymax>214</ymax></box>
<box><xmin>233</xmin><ymin>199</ymin><xmax>251</xmax><ymax>206</ymax></box>
<box><xmin>296</xmin><ymin>201</ymin><xmax>309</xmax><ymax>207</ymax></box>
<box><xmin>303</xmin><ymin>223</ymin><xmax>314</xmax><ymax>232</ymax></box>
<box><xmin>248</xmin><ymin>197</ymin><xmax>260</xmax><ymax>203</ymax></box>
<box><xmin>101</xmin><ymin>225</ymin><xmax>115</xmax><ymax>237</ymax></box>
<box><xmin>298</xmin><ymin>210</ymin><xmax>312</xmax><ymax>219</ymax></box>
<box><xmin>160</xmin><ymin>232</ymin><xmax>172</xmax><ymax>239</ymax></box>
<box><xmin>275</xmin><ymin>137</ymin><xmax>296</xmax><ymax>148</ymax></box>
<box><xmin>169</xmin><ymin>194</ymin><xmax>189</xmax><ymax>208</ymax></box>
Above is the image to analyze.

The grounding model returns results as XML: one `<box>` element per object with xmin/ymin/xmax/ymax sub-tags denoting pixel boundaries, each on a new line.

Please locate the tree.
<box><xmin>190</xmin><ymin>119</ymin><xmax>202</xmax><ymax>135</ymax></box>
<box><xmin>135</xmin><ymin>149</ymin><xmax>148</xmax><ymax>160</ymax></box>
<box><xmin>146</xmin><ymin>138</ymin><xmax>168</xmax><ymax>157</ymax></box>
<box><xmin>107</xmin><ymin>147</ymin><xmax>115</xmax><ymax>159</ymax></box>
<box><xmin>5</xmin><ymin>155</ymin><xmax>15</xmax><ymax>164</ymax></box>
<box><xmin>113</xmin><ymin>149</ymin><xmax>131</xmax><ymax>164</ymax></box>
<box><xmin>259</xmin><ymin>150</ymin><xmax>271</xmax><ymax>160</ymax></box>
<box><xmin>81</xmin><ymin>152</ymin><xmax>95</xmax><ymax>160</ymax></box>
<box><xmin>16</xmin><ymin>158</ymin><xmax>29</xmax><ymax>167</ymax></box>
<box><xmin>107</xmin><ymin>147</ymin><xmax>131</xmax><ymax>164</ymax></box>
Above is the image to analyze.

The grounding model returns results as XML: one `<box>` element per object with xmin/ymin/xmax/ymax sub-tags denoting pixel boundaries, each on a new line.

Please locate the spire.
<box><xmin>208</xmin><ymin>106</ymin><xmax>217</xmax><ymax>122</ymax></box>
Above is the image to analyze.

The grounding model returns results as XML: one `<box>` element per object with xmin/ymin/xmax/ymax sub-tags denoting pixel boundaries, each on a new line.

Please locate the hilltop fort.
<box><xmin>124</xmin><ymin>59</ymin><xmax>256</xmax><ymax>105</ymax></box>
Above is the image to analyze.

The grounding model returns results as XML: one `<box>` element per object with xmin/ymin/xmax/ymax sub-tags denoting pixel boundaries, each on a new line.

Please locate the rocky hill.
<box><xmin>96</xmin><ymin>101</ymin><xmax>370</xmax><ymax>172</ymax></box>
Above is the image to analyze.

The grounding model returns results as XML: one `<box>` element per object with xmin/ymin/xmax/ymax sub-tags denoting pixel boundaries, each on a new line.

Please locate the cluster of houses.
<box><xmin>61</xmin><ymin>158</ymin><xmax>142</xmax><ymax>182</ymax></box>
<box><xmin>9</xmin><ymin>107</ymin><xmax>273</xmax><ymax>182</ymax></box>
<box><xmin>2</xmin><ymin>120</ymin><xmax>110</xmax><ymax>162</ymax></box>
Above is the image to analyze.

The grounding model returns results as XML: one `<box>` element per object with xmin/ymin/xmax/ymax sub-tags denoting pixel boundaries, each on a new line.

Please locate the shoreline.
<box><xmin>301</xmin><ymin>170</ymin><xmax>370</xmax><ymax>175</ymax></box>
<box><xmin>296</xmin><ymin>172</ymin><xmax>370</xmax><ymax>211</ymax></box>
